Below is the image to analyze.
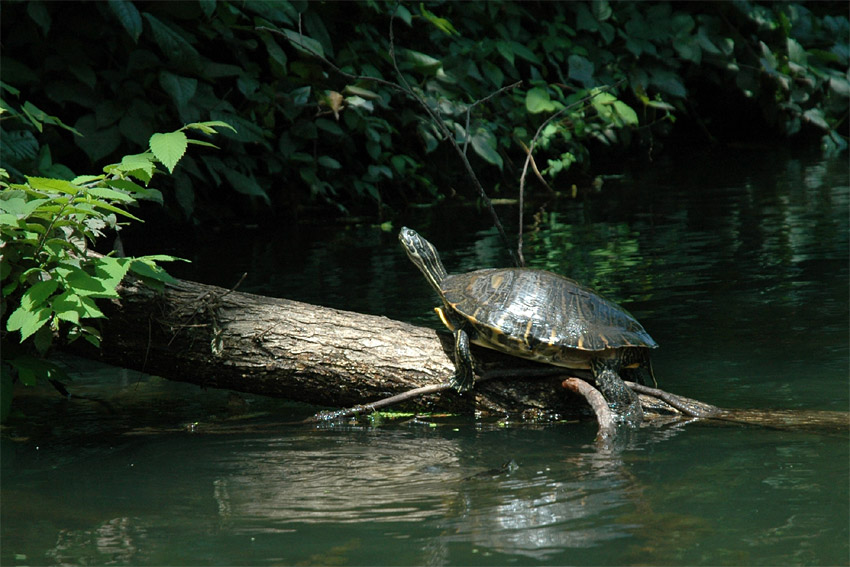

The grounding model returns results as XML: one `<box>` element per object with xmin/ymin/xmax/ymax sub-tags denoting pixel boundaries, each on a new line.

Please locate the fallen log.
<box><xmin>67</xmin><ymin>276</ymin><xmax>848</xmax><ymax>433</ymax></box>
<box><xmin>72</xmin><ymin>277</ymin><xmax>587</xmax><ymax>417</ymax></box>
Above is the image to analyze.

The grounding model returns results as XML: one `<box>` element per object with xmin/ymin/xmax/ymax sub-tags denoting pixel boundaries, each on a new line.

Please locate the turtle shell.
<box><xmin>440</xmin><ymin>268</ymin><xmax>656</xmax><ymax>363</ymax></box>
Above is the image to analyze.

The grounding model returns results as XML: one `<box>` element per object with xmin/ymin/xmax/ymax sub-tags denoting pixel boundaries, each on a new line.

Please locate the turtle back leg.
<box><xmin>590</xmin><ymin>356</ymin><xmax>644</xmax><ymax>426</ymax></box>
<box><xmin>450</xmin><ymin>328</ymin><xmax>475</xmax><ymax>392</ymax></box>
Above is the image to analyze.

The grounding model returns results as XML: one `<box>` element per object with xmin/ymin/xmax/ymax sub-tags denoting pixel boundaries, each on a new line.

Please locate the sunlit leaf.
<box><xmin>149</xmin><ymin>131</ymin><xmax>188</xmax><ymax>174</ymax></box>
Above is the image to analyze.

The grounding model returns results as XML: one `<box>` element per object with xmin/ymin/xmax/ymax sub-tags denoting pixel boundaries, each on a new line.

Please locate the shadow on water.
<box><xmin>2</xmin><ymin>149</ymin><xmax>848</xmax><ymax>565</ymax></box>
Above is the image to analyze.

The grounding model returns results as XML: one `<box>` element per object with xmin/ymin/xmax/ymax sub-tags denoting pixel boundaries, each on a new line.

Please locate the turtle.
<box><xmin>399</xmin><ymin>227</ymin><xmax>658</xmax><ymax>426</ymax></box>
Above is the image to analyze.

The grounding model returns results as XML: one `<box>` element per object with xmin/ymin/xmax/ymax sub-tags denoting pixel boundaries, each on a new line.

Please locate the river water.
<box><xmin>2</xmin><ymin>148</ymin><xmax>848</xmax><ymax>565</ymax></box>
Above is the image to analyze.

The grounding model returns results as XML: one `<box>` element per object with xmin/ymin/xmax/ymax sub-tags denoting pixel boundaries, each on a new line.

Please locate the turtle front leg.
<box><xmin>450</xmin><ymin>329</ymin><xmax>476</xmax><ymax>392</ymax></box>
<box><xmin>591</xmin><ymin>359</ymin><xmax>644</xmax><ymax>426</ymax></box>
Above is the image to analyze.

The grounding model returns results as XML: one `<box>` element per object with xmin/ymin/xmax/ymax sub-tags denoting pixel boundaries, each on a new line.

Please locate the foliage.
<box><xmin>0</xmin><ymin>1</ymin><xmax>846</xmax><ymax>220</ymax></box>
<box><xmin>0</xmin><ymin>92</ymin><xmax>232</xmax><ymax>420</ymax></box>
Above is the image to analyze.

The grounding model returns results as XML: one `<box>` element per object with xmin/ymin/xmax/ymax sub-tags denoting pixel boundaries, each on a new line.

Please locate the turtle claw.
<box><xmin>450</xmin><ymin>368</ymin><xmax>475</xmax><ymax>393</ymax></box>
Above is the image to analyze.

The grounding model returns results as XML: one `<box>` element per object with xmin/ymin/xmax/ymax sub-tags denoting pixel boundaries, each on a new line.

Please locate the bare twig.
<box><xmin>463</xmin><ymin>80</ymin><xmax>523</xmax><ymax>156</ymax></box>
<box><xmin>517</xmin><ymin>140</ymin><xmax>554</xmax><ymax>193</ymax></box>
<box><xmin>305</xmin><ymin>382</ymin><xmax>452</xmax><ymax>423</ymax></box>
<box><xmin>516</xmin><ymin>80</ymin><xmax>625</xmax><ymax>264</ymax></box>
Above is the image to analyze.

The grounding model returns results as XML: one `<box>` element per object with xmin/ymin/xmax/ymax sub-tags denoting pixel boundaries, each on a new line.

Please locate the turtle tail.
<box><xmin>399</xmin><ymin>227</ymin><xmax>449</xmax><ymax>294</ymax></box>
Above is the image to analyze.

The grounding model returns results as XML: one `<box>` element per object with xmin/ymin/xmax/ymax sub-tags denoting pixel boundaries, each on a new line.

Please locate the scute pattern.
<box><xmin>441</xmin><ymin>268</ymin><xmax>657</xmax><ymax>353</ymax></box>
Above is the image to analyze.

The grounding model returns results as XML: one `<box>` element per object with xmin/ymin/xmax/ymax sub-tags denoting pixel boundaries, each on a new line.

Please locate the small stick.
<box><xmin>626</xmin><ymin>381</ymin><xmax>721</xmax><ymax>418</ymax></box>
<box><xmin>303</xmin><ymin>371</ymin><xmax>509</xmax><ymax>423</ymax></box>
<box><xmin>304</xmin><ymin>382</ymin><xmax>452</xmax><ymax>423</ymax></box>
<box><xmin>561</xmin><ymin>377</ymin><xmax>616</xmax><ymax>440</ymax></box>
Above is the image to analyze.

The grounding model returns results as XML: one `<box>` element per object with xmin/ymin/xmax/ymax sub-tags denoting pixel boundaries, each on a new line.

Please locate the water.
<box><xmin>2</xmin><ymin>149</ymin><xmax>848</xmax><ymax>565</ymax></box>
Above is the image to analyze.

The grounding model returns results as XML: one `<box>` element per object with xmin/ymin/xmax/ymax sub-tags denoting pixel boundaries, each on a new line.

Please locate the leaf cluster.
<box><xmin>1</xmin><ymin>1</ymin><xmax>846</xmax><ymax>220</ymax></box>
<box><xmin>0</xmin><ymin>100</ymin><xmax>230</xmax><ymax>418</ymax></box>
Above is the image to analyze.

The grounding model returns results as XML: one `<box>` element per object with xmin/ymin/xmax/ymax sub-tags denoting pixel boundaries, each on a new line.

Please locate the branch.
<box><xmin>626</xmin><ymin>381</ymin><xmax>721</xmax><ymax>418</ymax></box>
<box><xmin>561</xmin><ymin>377</ymin><xmax>616</xmax><ymax>440</ymax></box>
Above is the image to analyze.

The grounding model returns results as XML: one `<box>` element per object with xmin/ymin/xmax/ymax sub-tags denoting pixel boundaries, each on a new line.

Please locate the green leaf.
<box><xmin>612</xmin><ymin>101</ymin><xmax>639</xmax><ymax>126</ymax></box>
<box><xmin>94</xmin><ymin>256</ymin><xmax>132</xmax><ymax>293</ymax></box>
<box><xmin>342</xmin><ymin>85</ymin><xmax>381</xmax><ymax>100</ymax></box>
<box><xmin>508</xmin><ymin>41</ymin><xmax>541</xmax><ymax>65</ymax></box>
<box><xmin>526</xmin><ymin>87</ymin><xmax>562</xmax><ymax>113</ymax></box>
<box><xmin>419</xmin><ymin>3</ymin><xmax>459</xmax><ymax>36</ymax></box>
<box><xmin>318</xmin><ymin>156</ymin><xmax>341</xmax><ymax>170</ymax></box>
<box><xmin>136</xmin><ymin>254</ymin><xmax>187</xmax><ymax>263</ymax></box>
<box><xmin>567</xmin><ymin>54</ymin><xmax>595</xmax><ymax>86</ymax></box>
<box><xmin>21</xmin><ymin>279</ymin><xmax>59</xmax><ymax>310</ymax></box>
<box><xmin>51</xmin><ymin>290</ymin><xmax>105</xmax><ymax>319</ymax></box>
<box><xmin>0</xmin><ymin>196</ymin><xmax>47</xmax><ymax>218</ymax></box>
<box><xmin>222</xmin><ymin>169</ymin><xmax>270</xmax><ymax>204</ymax></box>
<box><xmin>495</xmin><ymin>41</ymin><xmax>515</xmax><ymax>66</ymax></box>
<box><xmin>470</xmin><ymin>127</ymin><xmax>503</xmax><ymax>169</ymax></box>
<box><xmin>149</xmin><ymin>131</ymin><xmax>188</xmax><ymax>174</ymax></box>
<box><xmin>27</xmin><ymin>1</ymin><xmax>51</xmax><ymax>35</ymax></box>
<box><xmin>129</xmin><ymin>258</ymin><xmax>177</xmax><ymax>286</ymax></box>
<box><xmin>102</xmin><ymin>203</ymin><xmax>144</xmax><ymax>223</ymax></box>
<box><xmin>108</xmin><ymin>0</ymin><xmax>143</xmax><ymax>42</ymax></box>
<box><xmin>208</xmin><ymin>112</ymin><xmax>268</xmax><ymax>145</ymax></box>
<box><xmin>87</xmin><ymin>186</ymin><xmax>137</xmax><ymax>203</ymax></box>
<box><xmin>316</xmin><ymin>118</ymin><xmax>345</xmax><ymax>136</ymax></box>
<box><xmin>111</xmin><ymin>152</ymin><xmax>156</xmax><ymax>183</ymax></box>
<box><xmin>260</xmin><ymin>32</ymin><xmax>288</xmax><ymax>70</ymax></box>
<box><xmin>395</xmin><ymin>4</ymin><xmax>412</xmax><ymax>26</ymax></box>
<box><xmin>184</xmin><ymin>121</ymin><xmax>237</xmax><ymax>135</ymax></box>
<box><xmin>25</xmin><ymin>176</ymin><xmax>79</xmax><ymax>195</ymax></box>
<box><xmin>57</xmin><ymin>265</ymin><xmax>112</xmax><ymax>297</ymax></box>
<box><xmin>159</xmin><ymin>71</ymin><xmax>197</xmax><ymax>113</ymax></box>
<box><xmin>6</xmin><ymin>304</ymin><xmax>51</xmax><ymax>342</ymax></box>
<box><xmin>403</xmin><ymin>49</ymin><xmax>442</xmax><ymax>74</ymax></box>
<box><xmin>74</xmin><ymin>114</ymin><xmax>122</xmax><ymax>163</ymax></box>
<box><xmin>279</xmin><ymin>28</ymin><xmax>325</xmax><ymax>57</ymax></box>
<box><xmin>143</xmin><ymin>12</ymin><xmax>201</xmax><ymax>70</ymax></box>
<box><xmin>7</xmin><ymin>355</ymin><xmax>68</xmax><ymax>387</ymax></box>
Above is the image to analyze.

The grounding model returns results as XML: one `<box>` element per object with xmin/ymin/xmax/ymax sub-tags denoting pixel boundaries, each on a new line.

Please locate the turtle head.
<box><xmin>399</xmin><ymin>227</ymin><xmax>448</xmax><ymax>292</ymax></box>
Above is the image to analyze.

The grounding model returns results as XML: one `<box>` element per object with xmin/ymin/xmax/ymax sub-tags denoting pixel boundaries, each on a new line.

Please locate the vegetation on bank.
<box><xmin>2</xmin><ymin>1</ymin><xmax>847</xmax><ymax>221</ymax></box>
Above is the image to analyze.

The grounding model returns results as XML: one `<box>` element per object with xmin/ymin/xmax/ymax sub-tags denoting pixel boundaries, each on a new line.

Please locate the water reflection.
<box><xmin>213</xmin><ymin>430</ymin><xmax>461</xmax><ymax>527</ymax></box>
<box><xmin>445</xmin><ymin>447</ymin><xmax>638</xmax><ymax>559</ymax></box>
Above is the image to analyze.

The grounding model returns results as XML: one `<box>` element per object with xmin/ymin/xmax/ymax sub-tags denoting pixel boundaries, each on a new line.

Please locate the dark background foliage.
<box><xmin>2</xmin><ymin>0</ymin><xmax>847</xmax><ymax>224</ymax></box>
